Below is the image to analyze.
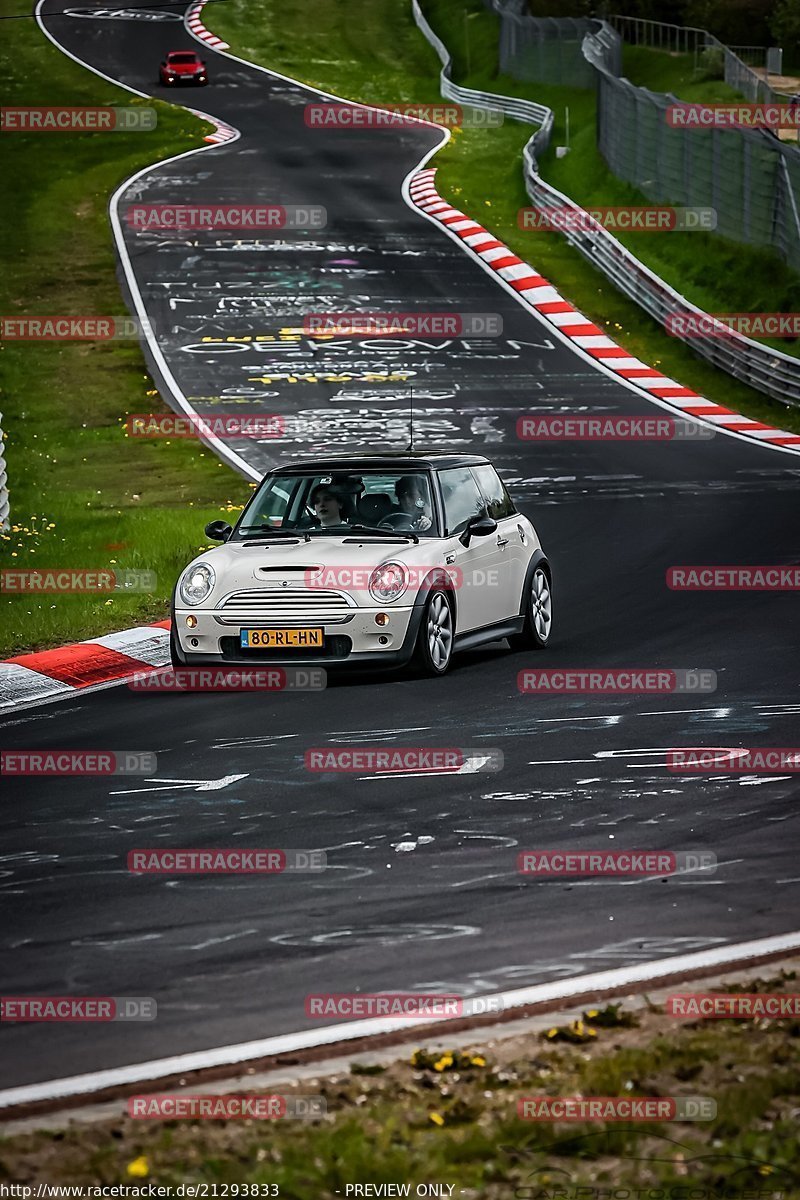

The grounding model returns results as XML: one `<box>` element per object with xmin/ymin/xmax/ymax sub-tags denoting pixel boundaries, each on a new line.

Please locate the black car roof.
<box><xmin>270</xmin><ymin>454</ymin><xmax>491</xmax><ymax>474</ymax></box>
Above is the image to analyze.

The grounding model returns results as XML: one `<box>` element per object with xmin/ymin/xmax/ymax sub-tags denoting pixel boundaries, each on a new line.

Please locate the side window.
<box><xmin>472</xmin><ymin>465</ymin><xmax>515</xmax><ymax>520</ymax></box>
<box><xmin>439</xmin><ymin>467</ymin><xmax>487</xmax><ymax>536</ymax></box>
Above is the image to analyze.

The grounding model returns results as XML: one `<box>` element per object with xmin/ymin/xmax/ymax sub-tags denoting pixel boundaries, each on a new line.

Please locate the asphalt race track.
<box><xmin>1</xmin><ymin>0</ymin><xmax>798</xmax><ymax>1091</ymax></box>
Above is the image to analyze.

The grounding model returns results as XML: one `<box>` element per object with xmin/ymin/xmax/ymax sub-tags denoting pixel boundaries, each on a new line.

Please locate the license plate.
<box><xmin>240</xmin><ymin>628</ymin><xmax>324</xmax><ymax>649</ymax></box>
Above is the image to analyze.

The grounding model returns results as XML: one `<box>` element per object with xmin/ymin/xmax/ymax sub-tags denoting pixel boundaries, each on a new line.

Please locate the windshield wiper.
<box><xmin>346</xmin><ymin>524</ymin><xmax>419</xmax><ymax>544</ymax></box>
<box><xmin>238</xmin><ymin>525</ymin><xmax>311</xmax><ymax>542</ymax></box>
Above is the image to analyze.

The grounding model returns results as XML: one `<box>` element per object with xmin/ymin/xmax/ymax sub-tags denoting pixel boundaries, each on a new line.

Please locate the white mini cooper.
<box><xmin>171</xmin><ymin>454</ymin><xmax>552</xmax><ymax>676</ymax></box>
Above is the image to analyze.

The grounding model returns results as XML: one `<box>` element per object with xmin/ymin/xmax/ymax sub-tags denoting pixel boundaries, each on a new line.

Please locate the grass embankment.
<box><xmin>0</xmin><ymin>0</ymin><xmax>250</xmax><ymax>657</ymax></box>
<box><xmin>208</xmin><ymin>0</ymin><xmax>800</xmax><ymax>434</ymax></box>
<box><xmin>1</xmin><ymin>971</ymin><xmax>798</xmax><ymax>1192</ymax></box>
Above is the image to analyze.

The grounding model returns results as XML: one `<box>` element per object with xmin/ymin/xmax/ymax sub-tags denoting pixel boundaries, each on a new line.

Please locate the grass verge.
<box><xmin>207</xmin><ymin>0</ymin><xmax>800</xmax><ymax>434</ymax></box>
<box><xmin>0</xmin><ymin>0</ymin><xmax>251</xmax><ymax>657</ymax></box>
<box><xmin>1</xmin><ymin>970</ymin><xmax>798</xmax><ymax>1191</ymax></box>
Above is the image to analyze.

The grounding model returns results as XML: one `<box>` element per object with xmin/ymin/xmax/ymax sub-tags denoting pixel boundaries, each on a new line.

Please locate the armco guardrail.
<box><xmin>411</xmin><ymin>0</ymin><xmax>553</xmax><ymax>158</ymax></box>
<box><xmin>0</xmin><ymin>416</ymin><xmax>8</xmax><ymax>530</ymax></box>
<box><xmin>412</xmin><ymin>0</ymin><xmax>800</xmax><ymax>408</ymax></box>
<box><xmin>523</xmin><ymin>172</ymin><xmax>800</xmax><ymax>405</ymax></box>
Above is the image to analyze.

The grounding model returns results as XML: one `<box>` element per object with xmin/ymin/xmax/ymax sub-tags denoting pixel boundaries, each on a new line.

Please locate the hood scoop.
<box><xmin>255</xmin><ymin>565</ymin><xmax>323</xmax><ymax>576</ymax></box>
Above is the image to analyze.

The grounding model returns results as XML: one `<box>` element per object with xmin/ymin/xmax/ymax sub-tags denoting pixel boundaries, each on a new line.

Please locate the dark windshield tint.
<box><xmin>236</xmin><ymin>471</ymin><xmax>439</xmax><ymax>536</ymax></box>
<box><xmin>169</xmin><ymin>54</ymin><xmax>199</xmax><ymax>63</ymax></box>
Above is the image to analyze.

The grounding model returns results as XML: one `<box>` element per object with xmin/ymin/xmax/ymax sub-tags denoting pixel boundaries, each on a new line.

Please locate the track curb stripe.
<box><xmin>0</xmin><ymin>622</ymin><xmax>170</xmax><ymax>709</ymax></box>
<box><xmin>184</xmin><ymin>0</ymin><xmax>229</xmax><ymax>50</ymax></box>
<box><xmin>408</xmin><ymin>168</ymin><xmax>800</xmax><ymax>449</ymax></box>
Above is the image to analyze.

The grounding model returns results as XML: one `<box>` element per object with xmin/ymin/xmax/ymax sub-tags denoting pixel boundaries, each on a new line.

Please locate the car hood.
<box><xmin>179</xmin><ymin>535</ymin><xmax>448</xmax><ymax>605</ymax></box>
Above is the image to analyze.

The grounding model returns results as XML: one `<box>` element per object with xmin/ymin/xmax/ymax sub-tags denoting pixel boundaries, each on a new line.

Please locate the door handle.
<box><xmin>496</xmin><ymin>537</ymin><xmax>509</xmax><ymax>549</ymax></box>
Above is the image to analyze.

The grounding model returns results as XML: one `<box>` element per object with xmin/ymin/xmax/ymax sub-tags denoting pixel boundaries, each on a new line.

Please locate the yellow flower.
<box><xmin>470</xmin><ymin>1055</ymin><xmax>486</xmax><ymax>1067</ymax></box>
<box><xmin>127</xmin><ymin>1157</ymin><xmax>149</xmax><ymax>1178</ymax></box>
<box><xmin>433</xmin><ymin>1054</ymin><xmax>453</xmax><ymax>1072</ymax></box>
<box><xmin>586</xmin><ymin>1009</ymin><xmax>598</xmax><ymax>1018</ymax></box>
<box><xmin>428</xmin><ymin>1111</ymin><xmax>445</xmax><ymax>1126</ymax></box>
<box><xmin>546</xmin><ymin>1028</ymin><xmax>558</xmax><ymax>1038</ymax></box>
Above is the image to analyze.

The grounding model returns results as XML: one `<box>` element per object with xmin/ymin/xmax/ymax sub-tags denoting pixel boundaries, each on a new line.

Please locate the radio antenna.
<box><xmin>406</xmin><ymin>384</ymin><xmax>414</xmax><ymax>452</ymax></box>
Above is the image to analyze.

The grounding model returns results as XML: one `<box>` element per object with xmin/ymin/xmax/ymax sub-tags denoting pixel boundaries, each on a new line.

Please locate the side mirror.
<box><xmin>459</xmin><ymin>512</ymin><xmax>497</xmax><ymax>547</ymax></box>
<box><xmin>205</xmin><ymin>520</ymin><xmax>232</xmax><ymax>542</ymax></box>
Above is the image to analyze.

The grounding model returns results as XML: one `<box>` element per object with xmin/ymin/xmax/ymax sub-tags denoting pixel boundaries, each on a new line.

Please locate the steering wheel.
<box><xmin>378</xmin><ymin>512</ymin><xmax>415</xmax><ymax>530</ymax></box>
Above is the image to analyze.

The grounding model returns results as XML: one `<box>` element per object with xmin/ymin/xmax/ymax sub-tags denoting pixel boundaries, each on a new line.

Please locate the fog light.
<box><xmin>190</xmin><ymin>637</ymin><xmax>199</xmax><ymax>647</ymax></box>
<box><xmin>185</xmin><ymin>615</ymin><xmax>197</xmax><ymax>628</ymax></box>
<box><xmin>378</xmin><ymin>635</ymin><xmax>389</xmax><ymax>645</ymax></box>
<box><xmin>375</xmin><ymin>613</ymin><xmax>389</xmax><ymax>626</ymax></box>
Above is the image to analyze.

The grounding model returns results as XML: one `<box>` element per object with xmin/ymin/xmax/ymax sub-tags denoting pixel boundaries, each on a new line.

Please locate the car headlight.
<box><xmin>180</xmin><ymin>561</ymin><xmax>215</xmax><ymax>606</ymax></box>
<box><xmin>368</xmin><ymin>562</ymin><xmax>407</xmax><ymax>604</ymax></box>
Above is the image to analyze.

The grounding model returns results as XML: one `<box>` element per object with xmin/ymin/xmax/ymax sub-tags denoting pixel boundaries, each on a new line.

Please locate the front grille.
<box><xmin>220</xmin><ymin>636</ymin><xmax>352</xmax><ymax>661</ymax></box>
<box><xmin>216</xmin><ymin>588</ymin><xmax>356</xmax><ymax>626</ymax></box>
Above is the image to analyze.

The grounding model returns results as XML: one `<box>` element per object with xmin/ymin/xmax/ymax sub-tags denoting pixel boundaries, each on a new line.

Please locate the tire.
<box><xmin>412</xmin><ymin>590</ymin><xmax>454</xmax><ymax>676</ymax></box>
<box><xmin>509</xmin><ymin>565</ymin><xmax>552</xmax><ymax>650</ymax></box>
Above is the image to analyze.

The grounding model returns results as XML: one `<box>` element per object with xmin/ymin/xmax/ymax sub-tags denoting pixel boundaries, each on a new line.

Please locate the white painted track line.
<box><xmin>2</xmin><ymin>931</ymin><xmax>799</xmax><ymax>1111</ymax></box>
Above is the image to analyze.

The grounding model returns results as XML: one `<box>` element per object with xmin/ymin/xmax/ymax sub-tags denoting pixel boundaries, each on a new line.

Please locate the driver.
<box><xmin>395</xmin><ymin>475</ymin><xmax>432</xmax><ymax>531</ymax></box>
<box><xmin>310</xmin><ymin>484</ymin><xmax>349</xmax><ymax>529</ymax></box>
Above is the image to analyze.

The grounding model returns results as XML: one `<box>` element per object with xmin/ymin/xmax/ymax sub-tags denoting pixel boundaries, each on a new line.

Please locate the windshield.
<box><xmin>235</xmin><ymin>471</ymin><xmax>439</xmax><ymax>537</ymax></box>
<box><xmin>169</xmin><ymin>54</ymin><xmax>199</xmax><ymax>64</ymax></box>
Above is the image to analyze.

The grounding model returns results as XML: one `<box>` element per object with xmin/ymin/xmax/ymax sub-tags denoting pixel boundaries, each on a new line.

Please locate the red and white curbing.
<box><xmin>0</xmin><ymin>622</ymin><xmax>170</xmax><ymax>711</ymax></box>
<box><xmin>196</xmin><ymin>114</ymin><xmax>237</xmax><ymax>146</ymax></box>
<box><xmin>182</xmin><ymin>1</ymin><xmax>236</xmax><ymax>144</ymax></box>
<box><xmin>409</xmin><ymin>169</ymin><xmax>800</xmax><ymax>451</ymax></box>
<box><xmin>185</xmin><ymin>0</ymin><xmax>229</xmax><ymax>51</ymax></box>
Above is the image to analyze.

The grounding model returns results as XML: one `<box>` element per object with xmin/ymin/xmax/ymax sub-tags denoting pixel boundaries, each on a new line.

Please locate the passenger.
<box><xmin>395</xmin><ymin>475</ymin><xmax>432</xmax><ymax>531</ymax></box>
<box><xmin>310</xmin><ymin>485</ymin><xmax>348</xmax><ymax>528</ymax></box>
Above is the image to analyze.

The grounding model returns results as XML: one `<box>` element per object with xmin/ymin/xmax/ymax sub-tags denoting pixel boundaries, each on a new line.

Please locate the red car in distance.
<box><xmin>159</xmin><ymin>50</ymin><xmax>208</xmax><ymax>86</ymax></box>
